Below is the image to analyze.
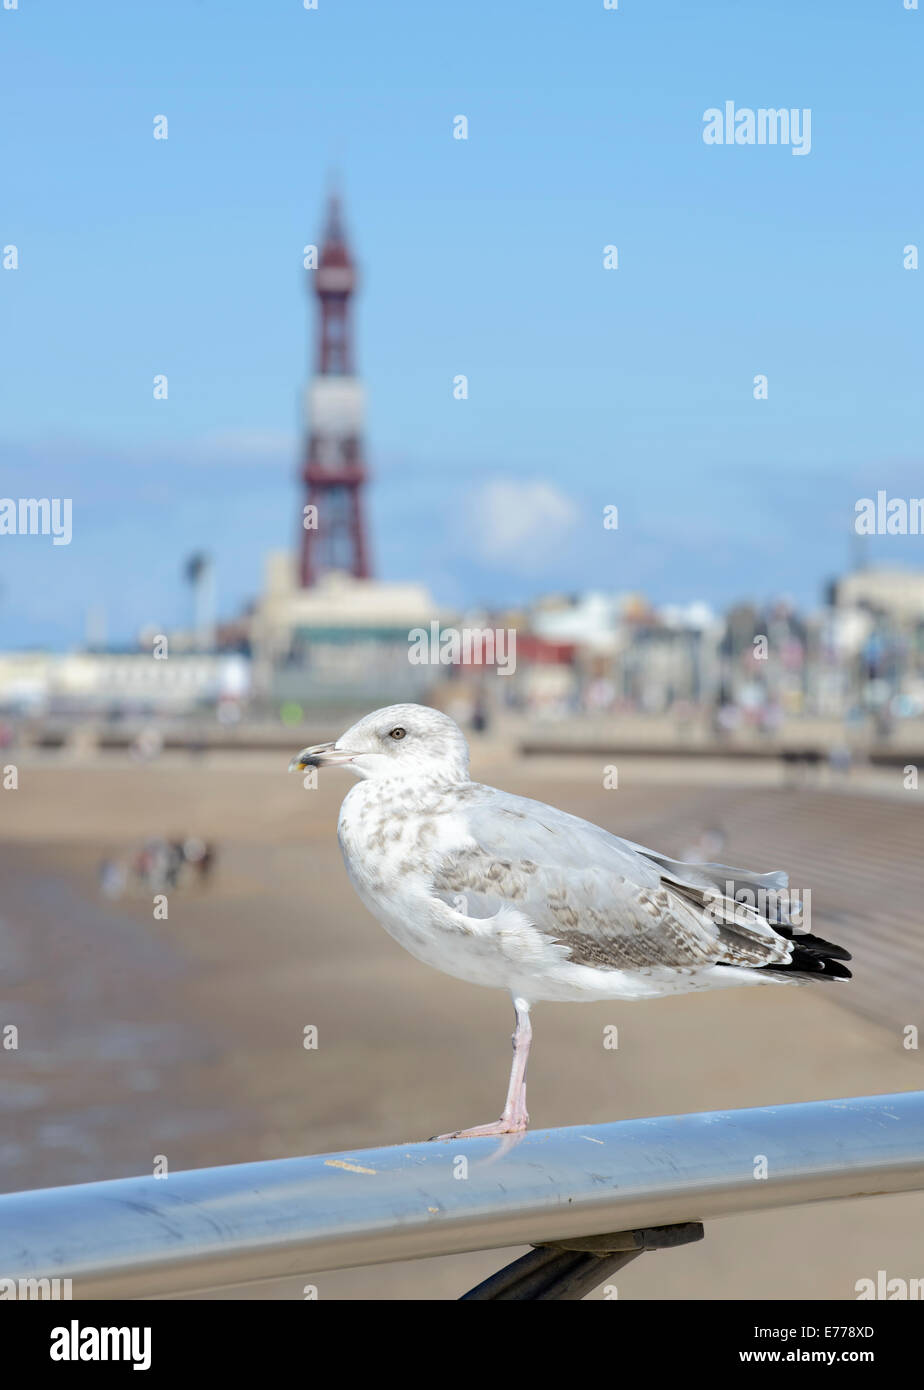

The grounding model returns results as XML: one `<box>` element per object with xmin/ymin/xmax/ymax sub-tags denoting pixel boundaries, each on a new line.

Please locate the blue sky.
<box><xmin>1</xmin><ymin>0</ymin><xmax>923</xmax><ymax>647</ymax></box>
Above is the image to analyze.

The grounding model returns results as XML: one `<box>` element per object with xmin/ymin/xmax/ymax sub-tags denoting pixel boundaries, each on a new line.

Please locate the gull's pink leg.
<box><xmin>432</xmin><ymin>997</ymin><xmax>532</xmax><ymax>1141</ymax></box>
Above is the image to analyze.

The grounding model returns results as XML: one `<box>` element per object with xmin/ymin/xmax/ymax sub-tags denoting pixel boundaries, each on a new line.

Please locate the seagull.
<box><xmin>290</xmin><ymin>703</ymin><xmax>851</xmax><ymax>1140</ymax></box>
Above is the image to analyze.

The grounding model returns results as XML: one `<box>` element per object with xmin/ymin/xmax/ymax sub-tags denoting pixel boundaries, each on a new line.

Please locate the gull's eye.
<box><xmin>389</xmin><ymin>727</ymin><xmax>407</xmax><ymax>740</ymax></box>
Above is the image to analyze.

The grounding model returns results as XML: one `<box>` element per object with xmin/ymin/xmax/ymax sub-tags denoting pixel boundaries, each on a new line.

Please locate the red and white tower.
<box><xmin>299</xmin><ymin>193</ymin><xmax>371</xmax><ymax>587</ymax></box>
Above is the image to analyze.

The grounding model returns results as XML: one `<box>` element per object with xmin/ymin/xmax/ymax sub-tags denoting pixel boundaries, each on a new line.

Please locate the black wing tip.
<box><xmin>765</xmin><ymin>948</ymin><xmax>853</xmax><ymax>981</ymax></box>
<box><xmin>774</xmin><ymin>926</ymin><xmax>852</xmax><ymax>963</ymax></box>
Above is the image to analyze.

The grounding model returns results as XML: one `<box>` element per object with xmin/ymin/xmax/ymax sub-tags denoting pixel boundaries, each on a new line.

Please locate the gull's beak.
<box><xmin>288</xmin><ymin>741</ymin><xmax>356</xmax><ymax>772</ymax></box>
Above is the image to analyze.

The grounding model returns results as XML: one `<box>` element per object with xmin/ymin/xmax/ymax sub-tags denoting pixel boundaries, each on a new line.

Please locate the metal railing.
<box><xmin>1</xmin><ymin>1090</ymin><xmax>922</xmax><ymax>1299</ymax></box>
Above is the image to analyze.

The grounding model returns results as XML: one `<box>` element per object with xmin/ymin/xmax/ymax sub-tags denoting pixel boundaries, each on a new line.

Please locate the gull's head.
<box><xmin>288</xmin><ymin>703</ymin><xmax>470</xmax><ymax>785</ymax></box>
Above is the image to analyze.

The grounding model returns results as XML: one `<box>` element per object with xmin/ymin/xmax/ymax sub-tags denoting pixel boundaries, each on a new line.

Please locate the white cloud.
<box><xmin>185</xmin><ymin>428</ymin><xmax>298</xmax><ymax>467</ymax></box>
<box><xmin>471</xmin><ymin>478</ymin><xmax>580</xmax><ymax>570</ymax></box>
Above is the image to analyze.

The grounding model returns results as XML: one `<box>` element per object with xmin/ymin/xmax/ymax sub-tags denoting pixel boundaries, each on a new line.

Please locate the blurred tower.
<box><xmin>299</xmin><ymin>193</ymin><xmax>371</xmax><ymax>587</ymax></box>
<box><xmin>184</xmin><ymin>552</ymin><xmax>215</xmax><ymax>651</ymax></box>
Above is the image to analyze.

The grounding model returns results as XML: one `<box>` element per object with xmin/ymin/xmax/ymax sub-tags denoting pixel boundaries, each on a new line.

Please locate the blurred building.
<box><xmin>835</xmin><ymin>568</ymin><xmax>924</xmax><ymax>625</ymax></box>
<box><xmin>251</xmin><ymin>554</ymin><xmax>438</xmax><ymax>709</ymax></box>
<box><xmin>0</xmin><ymin>651</ymin><xmax>250</xmax><ymax>718</ymax></box>
<box><xmin>830</xmin><ymin>568</ymin><xmax>924</xmax><ymax>722</ymax></box>
<box><xmin>519</xmin><ymin>592</ymin><xmax>724</xmax><ymax>716</ymax></box>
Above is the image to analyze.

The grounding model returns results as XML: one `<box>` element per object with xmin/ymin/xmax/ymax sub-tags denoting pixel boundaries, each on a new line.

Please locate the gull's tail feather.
<box><xmin>757</xmin><ymin>924</ymin><xmax>853</xmax><ymax>981</ymax></box>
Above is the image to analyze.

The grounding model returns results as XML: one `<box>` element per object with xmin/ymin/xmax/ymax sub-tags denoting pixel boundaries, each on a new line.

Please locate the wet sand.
<box><xmin>1</xmin><ymin>750</ymin><xmax>922</xmax><ymax>1299</ymax></box>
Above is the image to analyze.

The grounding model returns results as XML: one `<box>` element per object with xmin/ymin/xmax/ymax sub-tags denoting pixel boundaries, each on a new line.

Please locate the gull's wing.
<box><xmin>619</xmin><ymin>838</ymin><xmax>796</xmax><ymax>922</ymax></box>
<box><xmin>430</xmin><ymin>785</ymin><xmax>791</xmax><ymax>972</ymax></box>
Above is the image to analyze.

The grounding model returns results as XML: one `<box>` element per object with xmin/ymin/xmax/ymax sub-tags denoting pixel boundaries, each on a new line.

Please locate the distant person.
<box><xmin>98</xmin><ymin>857</ymin><xmax>126</xmax><ymax>900</ymax></box>
<box><xmin>586</xmin><ymin>678</ymin><xmax>615</xmax><ymax>713</ymax></box>
<box><xmin>714</xmin><ymin>702</ymin><xmax>740</xmax><ymax>738</ymax></box>
<box><xmin>759</xmin><ymin>700</ymin><xmax>784</xmax><ymax>738</ymax></box>
<box><xmin>183</xmin><ymin>838</ymin><xmax>216</xmax><ymax>886</ymax></box>
<box><xmin>132</xmin><ymin>727</ymin><xmax>163</xmax><ymax>762</ymax></box>
<box><xmin>137</xmin><ymin>838</ymin><xmax>169</xmax><ymax>892</ymax></box>
<box><xmin>873</xmin><ymin>705</ymin><xmax>893</xmax><ymax>741</ymax></box>
<box><xmin>829</xmin><ymin>744</ymin><xmax>852</xmax><ymax>777</ymax></box>
<box><xmin>165</xmin><ymin>840</ymin><xmax>186</xmax><ymax>889</ymax></box>
<box><xmin>471</xmin><ymin>699</ymin><xmax>489</xmax><ymax>734</ymax></box>
<box><xmin>198</xmin><ymin>842</ymin><xmax>216</xmax><ymax>884</ymax></box>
